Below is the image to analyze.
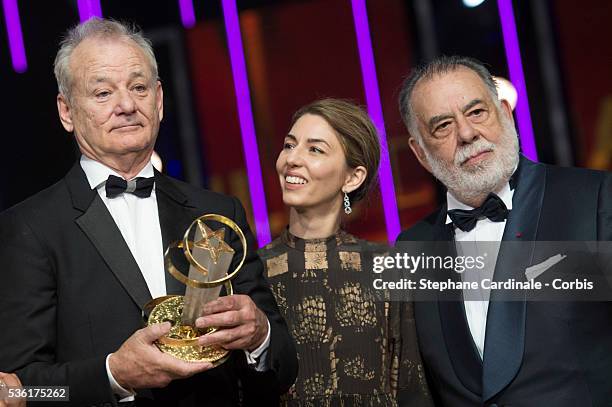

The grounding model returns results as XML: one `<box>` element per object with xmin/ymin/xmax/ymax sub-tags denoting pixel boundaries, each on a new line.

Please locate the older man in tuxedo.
<box><xmin>396</xmin><ymin>56</ymin><xmax>612</xmax><ymax>406</ymax></box>
<box><xmin>0</xmin><ymin>18</ymin><xmax>297</xmax><ymax>406</ymax></box>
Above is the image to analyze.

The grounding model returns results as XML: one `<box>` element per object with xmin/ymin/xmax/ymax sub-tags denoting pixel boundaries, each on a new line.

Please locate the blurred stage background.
<box><xmin>0</xmin><ymin>0</ymin><xmax>610</xmax><ymax>246</ymax></box>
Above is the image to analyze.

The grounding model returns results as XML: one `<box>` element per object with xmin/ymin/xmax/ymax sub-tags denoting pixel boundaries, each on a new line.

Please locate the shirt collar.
<box><xmin>445</xmin><ymin>181</ymin><xmax>514</xmax><ymax>225</ymax></box>
<box><xmin>80</xmin><ymin>155</ymin><xmax>155</xmax><ymax>190</ymax></box>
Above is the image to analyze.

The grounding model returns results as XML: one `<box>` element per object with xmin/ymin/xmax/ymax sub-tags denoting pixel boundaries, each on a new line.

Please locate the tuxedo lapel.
<box><xmin>482</xmin><ymin>156</ymin><xmax>546</xmax><ymax>401</ymax></box>
<box><xmin>154</xmin><ymin>171</ymin><xmax>199</xmax><ymax>296</ymax></box>
<box><xmin>501</xmin><ymin>156</ymin><xmax>545</xmax><ymax>244</ymax></box>
<box><xmin>76</xmin><ymin>198</ymin><xmax>153</xmax><ymax>309</ymax></box>
<box><xmin>432</xmin><ymin>206</ymin><xmax>484</xmax><ymax>396</ymax></box>
<box><xmin>65</xmin><ymin>164</ymin><xmax>153</xmax><ymax>310</ymax></box>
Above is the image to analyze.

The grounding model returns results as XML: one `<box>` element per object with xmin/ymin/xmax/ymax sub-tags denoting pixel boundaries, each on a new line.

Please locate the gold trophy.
<box><xmin>144</xmin><ymin>214</ymin><xmax>247</xmax><ymax>365</ymax></box>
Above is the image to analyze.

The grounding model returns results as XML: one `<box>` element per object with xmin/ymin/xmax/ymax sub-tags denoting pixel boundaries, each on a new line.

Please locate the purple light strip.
<box><xmin>2</xmin><ymin>0</ymin><xmax>27</xmax><ymax>73</ymax></box>
<box><xmin>178</xmin><ymin>0</ymin><xmax>196</xmax><ymax>29</ymax></box>
<box><xmin>77</xmin><ymin>0</ymin><xmax>103</xmax><ymax>22</ymax></box>
<box><xmin>351</xmin><ymin>0</ymin><xmax>401</xmax><ymax>242</ymax></box>
<box><xmin>497</xmin><ymin>0</ymin><xmax>538</xmax><ymax>161</ymax></box>
<box><xmin>221</xmin><ymin>0</ymin><xmax>271</xmax><ymax>246</ymax></box>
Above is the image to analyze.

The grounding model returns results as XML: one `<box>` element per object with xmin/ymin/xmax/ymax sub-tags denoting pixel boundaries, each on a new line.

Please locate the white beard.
<box><xmin>422</xmin><ymin>115</ymin><xmax>520</xmax><ymax>204</ymax></box>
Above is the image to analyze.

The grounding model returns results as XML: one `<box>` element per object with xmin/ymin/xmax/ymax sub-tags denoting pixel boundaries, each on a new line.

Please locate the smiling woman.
<box><xmin>258</xmin><ymin>99</ymin><xmax>433</xmax><ymax>406</ymax></box>
<box><xmin>275</xmin><ymin>99</ymin><xmax>380</xmax><ymax>236</ymax></box>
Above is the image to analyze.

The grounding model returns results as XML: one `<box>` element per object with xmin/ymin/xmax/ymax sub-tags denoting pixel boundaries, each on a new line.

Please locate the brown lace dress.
<box><xmin>258</xmin><ymin>229</ymin><xmax>432</xmax><ymax>407</ymax></box>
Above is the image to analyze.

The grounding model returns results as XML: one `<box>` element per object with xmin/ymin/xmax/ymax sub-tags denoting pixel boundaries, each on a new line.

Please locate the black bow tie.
<box><xmin>447</xmin><ymin>193</ymin><xmax>509</xmax><ymax>232</ymax></box>
<box><xmin>105</xmin><ymin>175</ymin><xmax>154</xmax><ymax>198</ymax></box>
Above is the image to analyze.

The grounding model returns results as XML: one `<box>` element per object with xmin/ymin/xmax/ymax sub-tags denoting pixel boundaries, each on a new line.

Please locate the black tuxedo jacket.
<box><xmin>0</xmin><ymin>162</ymin><xmax>298</xmax><ymax>406</ymax></box>
<box><xmin>397</xmin><ymin>156</ymin><xmax>612</xmax><ymax>407</ymax></box>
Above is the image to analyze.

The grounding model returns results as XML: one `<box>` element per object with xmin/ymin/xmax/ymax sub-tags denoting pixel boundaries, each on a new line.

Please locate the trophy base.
<box><xmin>145</xmin><ymin>295</ymin><xmax>231</xmax><ymax>364</ymax></box>
<box><xmin>157</xmin><ymin>342</ymin><xmax>231</xmax><ymax>365</ymax></box>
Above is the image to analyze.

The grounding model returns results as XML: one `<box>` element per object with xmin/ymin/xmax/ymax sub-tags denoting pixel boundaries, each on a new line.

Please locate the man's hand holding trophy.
<box><xmin>109</xmin><ymin>214</ymin><xmax>269</xmax><ymax>391</ymax></box>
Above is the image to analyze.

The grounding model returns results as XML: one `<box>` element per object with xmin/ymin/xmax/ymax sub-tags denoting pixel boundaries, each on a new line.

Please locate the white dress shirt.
<box><xmin>446</xmin><ymin>182</ymin><xmax>514</xmax><ymax>359</ymax></box>
<box><xmin>80</xmin><ymin>156</ymin><xmax>270</xmax><ymax>402</ymax></box>
<box><xmin>81</xmin><ymin>156</ymin><xmax>167</xmax><ymax>299</ymax></box>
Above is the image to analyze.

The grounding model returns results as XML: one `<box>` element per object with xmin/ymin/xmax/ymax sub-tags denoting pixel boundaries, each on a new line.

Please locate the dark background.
<box><xmin>1</xmin><ymin>0</ymin><xmax>610</xmax><ymax>243</ymax></box>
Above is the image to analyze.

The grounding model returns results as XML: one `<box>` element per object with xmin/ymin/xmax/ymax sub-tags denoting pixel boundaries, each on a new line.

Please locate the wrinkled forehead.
<box><xmin>411</xmin><ymin>68</ymin><xmax>493</xmax><ymax>117</ymax></box>
<box><xmin>69</xmin><ymin>36</ymin><xmax>152</xmax><ymax>80</ymax></box>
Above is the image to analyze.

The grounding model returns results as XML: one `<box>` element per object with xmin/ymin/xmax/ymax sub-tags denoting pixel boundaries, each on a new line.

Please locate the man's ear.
<box><xmin>57</xmin><ymin>94</ymin><xmax>74</xmax><ymax>133</ymax></box>
<box><xmin>408</xmin><ymin>136</ymin><xmax>432</xmax><ymax>173</ymax></box>
<box><xmin>156</xmin><ymin>81</ymin><xmax>164</xmax><ymax>122</ymax></box>
<box><xmin>499</xmin><ymin>99</ymin><xmax>514</xmax><ymax>125</ymax></box>
<box><xmin>343</xmin><ymin>165</ymin><xmax>367</xmax><ymax>195</ymax></box>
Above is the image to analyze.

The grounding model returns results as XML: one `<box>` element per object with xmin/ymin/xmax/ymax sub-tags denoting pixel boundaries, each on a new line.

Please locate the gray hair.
<box><xmin>398</xmin><ymin>55</ymin><xmax>499</xmax><ymax>143</ymax></box>
<box><xmin>53</xmin><ymin>18</ymin><xmax>158</xmax><ymax>102</ymax></box>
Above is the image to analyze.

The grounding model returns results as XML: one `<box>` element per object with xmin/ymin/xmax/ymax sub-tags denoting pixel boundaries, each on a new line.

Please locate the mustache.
<box><xmin>454</xmin><ymin>139</ymin><xmax>496</xmax><ymax>166</ymax></box>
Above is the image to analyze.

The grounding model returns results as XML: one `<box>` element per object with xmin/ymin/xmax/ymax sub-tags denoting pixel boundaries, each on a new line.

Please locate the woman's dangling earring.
<box><xmin>343</xmin><ymin>192</ymin><xmax>352</xmax><ymax>215</ymax></box>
